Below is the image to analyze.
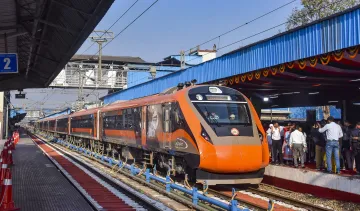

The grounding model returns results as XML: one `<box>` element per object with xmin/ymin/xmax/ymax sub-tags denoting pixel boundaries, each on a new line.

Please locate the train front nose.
<box><xmin>200</xmin><ymin>145</ymin><xmax>263</xmax><ymax>173</ymax></box>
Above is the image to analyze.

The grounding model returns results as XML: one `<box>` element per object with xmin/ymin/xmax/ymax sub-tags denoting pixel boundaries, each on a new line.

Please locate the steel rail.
<box><xmin>207</xmin><ymin>188</ymin><xmax>267</xmax><ymax>211</ymax></box>
<box><xmin>246</xmin><ymin>186</ymin><xmax>332</xmax><ymax>211</ymax></box>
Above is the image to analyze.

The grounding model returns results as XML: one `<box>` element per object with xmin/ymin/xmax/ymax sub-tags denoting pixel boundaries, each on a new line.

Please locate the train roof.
<box><xmin>56</xmin><ymin>114</ymin><xmax>69</xmax><ymax>119</ymax></box>
<box><xmin>39</xmin><ymin>85</ymin><xmax>230</xmax><ymax>119</ymax></box>
<box><xmin>100</xmin><ymin>87</ymin><xmax>184</xmax><ymax>112</ymax></box>
<box><xmin>69</xmin><ymin>107</ymin><xmax>100</xmax><ymax>118</ymax></box>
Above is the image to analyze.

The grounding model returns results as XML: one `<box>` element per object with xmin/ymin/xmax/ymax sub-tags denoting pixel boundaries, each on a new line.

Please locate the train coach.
<box><xmin>35</xmin><ymin>84</ymin><xmax>269</xmax><ymax>185</ymax></box>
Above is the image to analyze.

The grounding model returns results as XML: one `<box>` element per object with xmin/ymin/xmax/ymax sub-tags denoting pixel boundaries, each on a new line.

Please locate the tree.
<box><xmin>286</xmin><ymin>0</ymin><xmax>360</xmax><ymax>30</ymax></box>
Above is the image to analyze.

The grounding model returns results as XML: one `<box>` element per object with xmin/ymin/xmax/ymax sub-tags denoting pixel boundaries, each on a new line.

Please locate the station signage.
<box><xmin>15</xmin><ymin>93</ymin><xmax>26</xmax><ymax>99</ymax></box>
<box><xmin>0</xmin><ymin>53</ymin><xmax>18</xmax><ymax>74</ymax></box>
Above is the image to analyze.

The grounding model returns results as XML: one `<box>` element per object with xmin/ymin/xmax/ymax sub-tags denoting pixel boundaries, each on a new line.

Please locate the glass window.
<box><xmin>194</xmin><ymin>103</ymin><xmax>250</xmax><ymax>126</ymax></box>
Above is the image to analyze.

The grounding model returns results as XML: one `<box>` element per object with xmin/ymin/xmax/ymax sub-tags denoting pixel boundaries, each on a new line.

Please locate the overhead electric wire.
<box><xmin>67</xmin><ymin>0</ymin><xmax>141</xmax><ymax>82</ymax></box>
<box><xmin>183</xmin><ymin>0</ymin><xmax>297</xmax><ymax>54</ymax></box>
<box><xmin>95</xmin><ymin>0</ymin><xmax>159</xmax><ymax>56</ymax></box>
<box><xmin>83</xmin><ymin>0</ymin><xmax>160</xmax><ymax>100</ymax></box>
<box><xmin>98</xmin><ymin>1</ymin><xmax>298</xmax><ymax>92</ymax></box>
<box><xmin>114</xmin><ymin>1</ymin><xmax>295</xmax><ymax>90</ymax></box>
<box><xmin>124</xmin><ymin>0</ymin><xmax>345</xmax><ymax>89</ymax></box>
<box><xmin>184</xmin><ymin>0</ymin><xmax>345</xmax><ymax>64</ymax></box>
<box><xmin>79</xmin><ymin>0</ymin><xmax>140</xmax><ymax>56</ymax></box>
<box><xmin>58</xmin><ymin>0</ymin><xmax>159</xmax><ymax>110</ymax></box>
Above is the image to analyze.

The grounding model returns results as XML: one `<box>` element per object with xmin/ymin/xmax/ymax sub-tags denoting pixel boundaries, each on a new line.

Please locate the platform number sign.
<box><xmin>0</xmin><ymin>53</ymin><xmax>18</xmax><ymax>74</ymax></box>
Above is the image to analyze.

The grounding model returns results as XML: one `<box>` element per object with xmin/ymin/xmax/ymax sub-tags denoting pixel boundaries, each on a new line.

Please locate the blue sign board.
<box><xmin>0</xmin><ymin>53</ymin><xmax>18</xmax><ymax>74</ymax></box>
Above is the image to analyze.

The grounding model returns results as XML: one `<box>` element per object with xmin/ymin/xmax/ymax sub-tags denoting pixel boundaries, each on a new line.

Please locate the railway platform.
<box><xmin>3</xmin><ymin>132</ymin><xmax>93</xmax><ymax>211</ymax></box>
<box><xmin>263</xmin><ymin>164</ymin><xmax>360</xmax><ymax>203</ymax></box>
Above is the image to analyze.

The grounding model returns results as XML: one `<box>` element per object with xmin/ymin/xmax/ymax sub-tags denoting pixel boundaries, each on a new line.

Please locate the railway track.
<box><xmin>209</xmin><ymin>184</ymin><xmax>333</xmax><ymax>211</ymax></box>
<box><xmin>31</xmin><ymin>135</ymin><xmax>183</xmax><ymax>211</ymax></box>
<box><xmin>245</xmin><ymin>185</ymin><xmax>332</xmax><ymax>211</ymax></box>
<box><xmin>206</xmin><ymin>188</ymin><xmax>267</xmax><ymax>211</ymax></box>
<box><xmin>33</xmin><ymin>134</ymin><xmax>221</xmax><ymax>211</ymax></box>
<box><xmin>34</xmin><ymin>132</ymin><xmax>335</xmax><ymax>211</ymax></box>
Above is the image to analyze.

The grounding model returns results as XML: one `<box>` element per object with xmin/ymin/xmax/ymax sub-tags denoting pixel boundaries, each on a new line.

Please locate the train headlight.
<box><xmin>201</xmin><ymin>124</ymin><xmax>212</xmax><ymax>144</ymax></box>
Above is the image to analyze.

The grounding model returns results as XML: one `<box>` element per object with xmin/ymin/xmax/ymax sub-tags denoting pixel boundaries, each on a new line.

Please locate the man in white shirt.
<box><xmin>271</xmin><ymin>122</ymin><xmax>284</xmax><ymax>165</ymax></box>
<box><xmin>290</xmin><ymin>126</ymin><xmax>307</xmax><ymax>168</ymax></box>
<box><xmin>318</xmin><ymin>116</ymin><xmax>343</xmax><ymax>174</ymax></box>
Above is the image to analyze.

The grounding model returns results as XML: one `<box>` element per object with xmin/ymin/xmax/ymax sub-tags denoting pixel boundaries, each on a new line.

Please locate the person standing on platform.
<box><xmin>342</xmin><ymin>121</ymin><xmax>354</xmax><ymax>170</ymax></box>
<box><xmin>298</xmin><ymin>126</ymin><xmax>308</xmax><ymax>163</ymax></box>
<box><xmin>290</xmin><ymin>125</ymin><xmax>307</xmax><ymax>168</ymax></box>
<box><xmin>266</xmin><ymin>124</ymin><xmax>273</xmax><ymax>159</ymax></box>
<box><xmin>271</xmin><ymin>122</ymin><xmax>284</xmax><ymax>165</ymax></box>
<box><xmin>311</xmin><ymin>120</ymin><xmax>326</xmax><ymax>170</ymax></box>
<box><xmin>318</xmin><ymin>116</ymin><xmax>343</xmax><ymax>174</ymax></box>
<box><xmin>350</xmin><ymin>122</ymin><xmax>360</xmax><ymax>175</ymax></box>
<box><xmin>283</xmin><ymin>123</ymin><xmax>294</xmax><ymax>165</ymax></box>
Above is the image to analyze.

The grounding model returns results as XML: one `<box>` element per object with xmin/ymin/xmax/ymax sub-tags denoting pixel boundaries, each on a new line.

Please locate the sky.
<box><xmin>12</xmin><ymin>0</ymin><xmax>302</xmax><ymax>110</ymax></box>
<box><xmin>77</xmin><ymin>0</ymin><xmax>302</xmax><ymax>62</ymax></box>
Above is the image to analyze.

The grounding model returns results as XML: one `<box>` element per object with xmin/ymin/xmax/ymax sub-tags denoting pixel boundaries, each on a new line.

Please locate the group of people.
<box><xmin>266</xmin><ymin>122</ymin><xmax>308</xmax><ymax>168</ymax></box>
<box><xmin>265</xmin><ymin>116</ymin><xmax>360</xmax><ymax>175</ymax></box>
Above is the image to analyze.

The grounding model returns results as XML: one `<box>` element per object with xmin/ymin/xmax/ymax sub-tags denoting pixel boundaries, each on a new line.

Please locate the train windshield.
<box><xmin>195</xmin><ymin>102</ymin><xmax>250</xmax><ymax>126</ymax></box>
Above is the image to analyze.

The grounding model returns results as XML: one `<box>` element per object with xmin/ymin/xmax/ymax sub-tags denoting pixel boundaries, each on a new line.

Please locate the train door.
<box><xmin>141</xmin><ymin>106</ymin><xmax>147</xmax><ymax>146</ymax></box>
<box><xmin>134</xmin><ymin>107</ymin><xmax>142</xmax><ymax>146</ymax></box>
<box><xmin>94</xmin><ymin>112</ymin><xmax>97</xmax><ymax>139</ymax></box>
<box><xmin>162</xmin><ymin>103</ymin><xmax>172</xmax><ymax>149</ymax></box>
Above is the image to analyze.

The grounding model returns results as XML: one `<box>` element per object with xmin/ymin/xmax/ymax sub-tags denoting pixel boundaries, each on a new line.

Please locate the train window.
<box><xmin>194</xmin><ymin>103</ymin><xmax>251</xmax><ymax>126</ymax></box>
<box><xmin>172</xmin><ymin>103</ymin><xmax>185</xmax><ymax>131</ymax></box>
<box><xmin>115</xmin><ymin>114</ymin><xmax>122</xmax><ymax>129</ymax></box>
<box><xmin>104</xmin><ymin>116</ymin><xmax>116</xmax><ymax>129</ymax></box>
<box><xmin>126</xmin><ymin>109</ymin><xmax>133</xmax><ymax>129</ymax></box>
<box><xmin>71</xmin><ymin>116</ymin><xmax>93</xmax><ymax>129</ymax></box>
<box><xmin>49</xmin><ymin>121</ymin><xmax>55</xmax><ymax>128</ymax></box>
<box><xmin>57</xmin><ymin>118</ymin><xmax>68</xmax><ymax>131</ymax></box>
<box><xmin>134</xmin><ymin>107</ymin><xmax>142</xmax><ymax>130</ymax></box>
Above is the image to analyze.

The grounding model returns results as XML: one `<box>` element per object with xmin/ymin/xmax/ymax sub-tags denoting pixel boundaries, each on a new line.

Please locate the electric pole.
<box><xmin>180</xmin><ymin>50</ymin><xmax>185</xmax><ymax>69</ymax></box>
<box><xmin>89</xmin><ymin>30</ymin><xmax>114</xmax><ymax>85</ymax></box>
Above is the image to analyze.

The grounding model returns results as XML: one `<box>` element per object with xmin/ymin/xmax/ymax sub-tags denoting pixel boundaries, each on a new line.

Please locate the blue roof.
<box><xmin>39</xmin><ymin>108</ymin><xmax>71</xmax><ymax>120</ymax></box>
<box><xmin>10</xmin><ymin>109</ymin><xmax>26</xmax><ymax>118</ymax></box>
<box><xmin>103</xmin><ymin>6</ymin><xmax>360</xmax><ymax>104</ymax></box>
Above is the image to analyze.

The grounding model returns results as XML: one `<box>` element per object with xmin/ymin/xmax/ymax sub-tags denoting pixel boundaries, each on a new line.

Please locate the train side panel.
<box><xmin>70</xmin><ymin>114</ymin><xmax>96</xmax><ymax>139</ymax></box>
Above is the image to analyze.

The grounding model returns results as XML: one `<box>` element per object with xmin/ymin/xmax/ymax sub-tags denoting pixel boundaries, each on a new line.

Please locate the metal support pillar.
<box><xmin>3</xmin><ymin>33</ymin><xmax>9</xmax><ymax>138</ymax></box>
<box><xmin>98</xmin><ymin>42</ymin><xmax>103</xmax><ymax>82</ymax></box>
<box><xmin>250</xmin><ymin>96</ymin><xmax>263</xmax><ymax>119</ymax></box>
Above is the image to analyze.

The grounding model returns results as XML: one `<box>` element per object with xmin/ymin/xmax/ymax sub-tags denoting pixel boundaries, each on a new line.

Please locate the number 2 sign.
<box><xmin>0</xmin><ymin>53</ymin><xmax>18</xmax><ymax>74</ymax></box>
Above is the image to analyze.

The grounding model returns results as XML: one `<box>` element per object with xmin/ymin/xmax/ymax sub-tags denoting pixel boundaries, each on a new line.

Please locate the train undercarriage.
<box><xmin>39</xmin><ymin>129</ymin><xmax>195</xmax><ymax>181</ymax></box>
<box><xmin>34</xmin><ymin>127</ymin><xmax>265</xmax><ymax>185</ymax></box>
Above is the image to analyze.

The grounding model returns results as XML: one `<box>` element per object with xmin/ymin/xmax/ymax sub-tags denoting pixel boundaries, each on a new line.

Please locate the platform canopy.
<box><xmin>102</xmin><ymin>6</ymin><xmax>360</xmax><ymax>113</ymax></box>
<box><xmin>0</xmin><ymin>0</ymin><xmax>114</xmax><ymax>91</ymax></box>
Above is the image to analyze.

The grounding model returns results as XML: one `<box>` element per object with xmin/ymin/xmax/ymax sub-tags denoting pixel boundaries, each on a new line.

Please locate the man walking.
<box><xmin>318</xmin><ymin>116</ymin><xmax>343</xmax><ymax>174</ymax></box>
<box><xmin>290</xmin><ymin>126</ymin><xmax>307</xmax><ymax>168</ymax></box>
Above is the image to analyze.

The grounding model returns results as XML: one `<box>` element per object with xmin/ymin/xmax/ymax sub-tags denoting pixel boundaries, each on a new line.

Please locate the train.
<box><xmin>32</xmin><ymin>84</ymin><xmax>270</xmax><ymax>185</ymax></box>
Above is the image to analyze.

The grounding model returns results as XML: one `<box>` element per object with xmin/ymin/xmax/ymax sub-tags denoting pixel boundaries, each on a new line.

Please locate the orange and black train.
<box><xmin>35</xmin><ymin>85</ymin><xmax>269</xmax><ymax>185</ymax></box>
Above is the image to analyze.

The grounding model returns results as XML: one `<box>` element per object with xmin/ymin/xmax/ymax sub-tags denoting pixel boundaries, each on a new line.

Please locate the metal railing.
<box><xmin>51</xmin><ymin>138</ymin><xmax>253</xmax><ymax>211</ymax></box>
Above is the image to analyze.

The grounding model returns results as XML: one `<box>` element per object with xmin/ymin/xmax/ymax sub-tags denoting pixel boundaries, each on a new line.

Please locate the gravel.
<box><xmin>258</xmin><ymin>184</ymin><xmax>360</xmax><ymax>211</ymax></box>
